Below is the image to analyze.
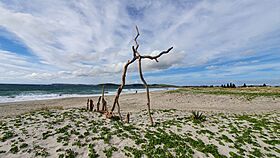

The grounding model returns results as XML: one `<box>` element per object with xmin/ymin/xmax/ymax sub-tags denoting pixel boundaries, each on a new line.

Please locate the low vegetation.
<box><xmin>168</xmin><ymin>87</ymin><xmax>280</xmax><ymax>100</ymax></box>
<box><xmin>191</xmin><ymin>111</ymin><xmax>206</xmax><ymax>123</ymax></box>
<box><xmin>0</xmin><ymin>108</ymin><xmax>279</xmax><ymax>157</ymax></box>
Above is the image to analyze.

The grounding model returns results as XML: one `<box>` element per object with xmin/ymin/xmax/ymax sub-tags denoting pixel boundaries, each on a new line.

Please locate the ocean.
<box><xmin>0</xmin><ymin>84</ymin><xmax>171</xmax><ymax>103</ymax></box>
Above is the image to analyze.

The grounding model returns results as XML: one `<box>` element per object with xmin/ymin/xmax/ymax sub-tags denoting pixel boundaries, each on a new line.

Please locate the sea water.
<box><xmin>0</xmin><ymin>84</ymin><xmax>170</xmax><ymax>103</ymax></box>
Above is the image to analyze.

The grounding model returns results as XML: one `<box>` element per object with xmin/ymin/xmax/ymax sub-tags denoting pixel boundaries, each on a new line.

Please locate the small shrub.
<box><xmin>0</xmin><ymin>150</ymin><xmax>6</xmax><ymax>153</ymax></box>
<box><xmin>10</xmin><ymin>146</ymin><xmax>19</xmax><ymax>154</ymax></box>
<box><xmin>88</xmin><ymin>144</ymin><xmax>99</xmax><ymax>158</ymax></box>
<box><xmin>20</xmin><ymin>143</ymin><xmax>28</xmax><ymax>149</ymax></box>
<box><xmin>65</xmin><ymin>149</ymin><xmax>78</xmax><ymax>158</ymax></box>
<box><xmin>58</xmin><ymin>149</ymin><xmax>77</xmax><ymax>158</ymax></box>
<box><xmin>103</xmin><ymin>146</ymin><xmax>118</xmax><ymax>158</ymax></box>
<box><xmin>42</xmin><ymin>131</ymin><xmax>53</xmax><ymax>139</ymax></box>
<box><xmin>34</xmin><ymin>145</ymin><xmax>49</xmax><ymax>157</ymax></box>
<box><xmin>0</xmin><ymin>131</ymin><xmax>14</xmax><ymax>142</ymax></box>
<box><xmin>191</xmin><ymin>111</ymin><xmax>206</xmax><ymax>123</ymax></box>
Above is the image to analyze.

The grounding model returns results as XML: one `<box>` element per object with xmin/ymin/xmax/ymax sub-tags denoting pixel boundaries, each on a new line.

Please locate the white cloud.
<box><xmin>0</xmin><ymin>0</ymin><xmax>279</xmax><ymax>84</ymax></box>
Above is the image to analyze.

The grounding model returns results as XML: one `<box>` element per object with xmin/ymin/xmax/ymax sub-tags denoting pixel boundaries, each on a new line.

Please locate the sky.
<box><xmin>0</xmin><ymin>0</ymin><xmax>280</xmax><ymax>86</ymax></box>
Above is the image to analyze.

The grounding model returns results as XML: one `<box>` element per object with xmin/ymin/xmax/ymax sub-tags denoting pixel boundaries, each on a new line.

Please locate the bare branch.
<box><xmin>134</xmin><ymin>25</ymin><xmax>140</xmax><ymax>51</ymax></box>
<box><xmin>132</xmin><ymin>25</ymin><xmax>140</xmax><ymax>57</ymax></box>
<box><xmin>141</xmin><ymin>47</ymin><xmax>173</xmax><ymax>62</ymax></box>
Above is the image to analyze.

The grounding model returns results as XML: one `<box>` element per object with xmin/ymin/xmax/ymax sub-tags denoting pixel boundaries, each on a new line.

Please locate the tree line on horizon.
<box><xmin>192</xmin><ymin>83</ymin><xmax>269</xmax><ymax>88</ymax></box>
<box><xmin>220</xmin><ymin>83</ymin><xmax>267</xmax><ymax>88</ymax></box>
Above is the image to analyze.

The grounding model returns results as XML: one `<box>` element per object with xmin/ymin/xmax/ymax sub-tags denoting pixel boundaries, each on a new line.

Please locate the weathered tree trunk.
<box><xmin>110</xmin><ymin>58</ymin><xmax>137</xmax><ymax>122</ymax></box>
<box><xmin>138</xmin><ymin>58</ymin><xmax>153</xmax><ymax>125</ymax></box>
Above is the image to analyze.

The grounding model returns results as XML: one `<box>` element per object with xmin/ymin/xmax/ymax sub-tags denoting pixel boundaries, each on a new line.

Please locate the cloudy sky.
<box><xmin>0</xmin><ymin>0</ymin><xmax>279</xmax><ymax>85</ymax></box>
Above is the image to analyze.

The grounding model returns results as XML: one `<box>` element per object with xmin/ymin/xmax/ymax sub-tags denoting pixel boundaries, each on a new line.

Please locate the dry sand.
<box><xmin>0</xmin><ymin>90</ymin><xmax>279</xmax><ymax>118</ymax></box>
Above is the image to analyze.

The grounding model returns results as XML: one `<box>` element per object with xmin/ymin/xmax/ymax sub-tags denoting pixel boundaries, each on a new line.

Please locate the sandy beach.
<box><xmin>1</xmin><ymin>1</ymin><xmax>280</xmax><ymax>157</ymax></box>
<box><xmin>0</xmin><ymin>90</ymin><xmax>279</xmax><ymax>118</ymax></box>
<box><xmin>0</xmin><ymin>89</ymin><xmax>279</xmax><ymax>157</ymax></box>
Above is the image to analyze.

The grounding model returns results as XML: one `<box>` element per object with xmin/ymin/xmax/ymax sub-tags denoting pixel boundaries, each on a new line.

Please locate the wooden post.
<box><xmin>125</xmin><ymin>113</ymin><xmax>130</xmax><ymax>123</ymax></box>
<box><xmin>96</xmin><ymin>96</ymin><xmax>101</xmax><ymax>112</ymax></box>
<box><xmin>101</xmin><ymin>86</ymin><xmax>107</xmax><ymax>111</ymax></box>
<box><xmin>89</xmin><ymin>99</ymin><xmax>94</xmax><ymax>111</ymax></box>
<box><xmin>87</xmin><ymin>99</ymin><xmax>89</xmax><ymax>110</ymax></box>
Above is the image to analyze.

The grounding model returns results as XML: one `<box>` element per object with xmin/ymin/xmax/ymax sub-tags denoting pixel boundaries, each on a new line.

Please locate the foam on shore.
<box><xmin>0</xmin><ymin>88</ymin><xmax>173</xmax><ymax>103</ymax></box>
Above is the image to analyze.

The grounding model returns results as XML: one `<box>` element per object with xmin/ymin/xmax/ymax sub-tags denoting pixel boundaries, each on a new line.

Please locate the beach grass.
<box><xmin>0</xmin><ymin>108</ymin><xmax>279</xmax><ymax>157</ymax></box>
<box><xmin>167</xmin><ymin>87</ymin><xmax>280</xmax><ymax>100</ymax></box>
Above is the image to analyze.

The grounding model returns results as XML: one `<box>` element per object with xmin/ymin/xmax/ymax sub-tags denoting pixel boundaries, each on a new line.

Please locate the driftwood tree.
<box><xmin>109</xmin><ymin>26</ymin><xmax>173</xmax><ymax>126</ymax></box>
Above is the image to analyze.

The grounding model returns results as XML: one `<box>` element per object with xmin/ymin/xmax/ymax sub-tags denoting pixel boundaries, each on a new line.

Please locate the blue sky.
<box><xmin>0</xmin><ymin>0</ymin><xmax>280</xmax><ymax>85</ymax></box>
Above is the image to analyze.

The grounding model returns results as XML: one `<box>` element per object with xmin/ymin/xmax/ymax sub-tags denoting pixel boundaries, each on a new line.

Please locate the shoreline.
<box><xmin>0</xmin><ymin>88</ymin><xmax>171</xmax><ymax>104</ymax></box>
